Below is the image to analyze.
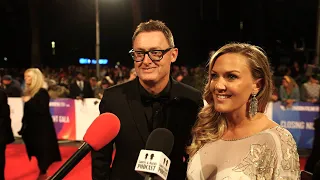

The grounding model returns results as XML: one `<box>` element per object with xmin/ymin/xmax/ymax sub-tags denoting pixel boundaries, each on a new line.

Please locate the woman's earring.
<box><xmin>249</xmin><ymin>94</ymin><xmax>258</xmax><ymax>117</ymax></box>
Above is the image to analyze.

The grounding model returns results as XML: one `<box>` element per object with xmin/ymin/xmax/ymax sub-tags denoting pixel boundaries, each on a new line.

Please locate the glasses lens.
<box><xmin>130</xmin><ymin>51</ymin><xmax>144</xmax><ymax>61</ymax></box>
<box><xmin>149</xmin><ymin>50</ymin><xmax>163</xmax><ymax>61</ymax></box>
<box><xmin>129</xmin><ymin>48</ymin><xmax>171</xmax><ymax>61</ymax></box>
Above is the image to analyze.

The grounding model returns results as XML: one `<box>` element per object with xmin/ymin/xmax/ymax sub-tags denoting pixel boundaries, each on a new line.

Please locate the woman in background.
<box><xmin>18</xmin><ymin>68</ymin><xmax>61</xmax><ymax>180</ymax></box>
<box><xmin>186</xmin><ymin>43</ymin><xmax>300</xmax><ymax>179</ymax></box>
<box><xmin>279</xmin><ymin>75</ymin><xmax>300</xmax><ymax>107</ymax></box>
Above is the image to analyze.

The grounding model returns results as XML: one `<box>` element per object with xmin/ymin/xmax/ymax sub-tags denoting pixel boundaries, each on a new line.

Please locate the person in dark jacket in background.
<box><xmin>0</xmin><ymin>89</ymin><xmax>15</xmax><ymax>180</ymax></box>
<box><xmin>0</xmin><ymin>75</ymin><xmax>22</xmax><ymax>97</ymax></box>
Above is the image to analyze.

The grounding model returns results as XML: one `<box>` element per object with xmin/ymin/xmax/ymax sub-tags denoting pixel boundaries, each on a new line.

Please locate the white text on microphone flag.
<box><xmin>135</xmin><ymin>150</ymin><xmax>171</xmax><ymax>180</ymax></box>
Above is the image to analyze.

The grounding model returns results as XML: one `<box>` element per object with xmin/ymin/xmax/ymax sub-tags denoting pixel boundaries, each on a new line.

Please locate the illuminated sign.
<box><xmin>79</xmin><ymin>58</ymin><xmax>108</xmax><ymax>65</ymax></box>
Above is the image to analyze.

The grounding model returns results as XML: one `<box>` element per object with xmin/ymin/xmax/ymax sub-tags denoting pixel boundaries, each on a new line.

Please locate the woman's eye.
<box><xmin>211</xmin><ymin>73</ymin><xmax>218</xmax><ymax>79</ymax></box>
<box><xmin>228</xmin><ymin>74</ymin><xmax>238</xmax><ymax>80</ymax></box>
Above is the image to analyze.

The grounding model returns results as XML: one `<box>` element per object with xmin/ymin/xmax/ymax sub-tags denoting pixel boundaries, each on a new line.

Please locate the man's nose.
<box><xmin>142</xmin><ymin>53</ymin><xmax>152</xmax><ymax>64</ymax></box>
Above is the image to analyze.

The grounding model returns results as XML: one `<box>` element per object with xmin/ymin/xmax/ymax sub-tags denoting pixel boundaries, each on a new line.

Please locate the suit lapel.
<box><xmin>164</xmin><ymin>79</ymin><xmax>181</xmax><ymax>127</ymax></box>
<box><xmin>125</xmin><ymin>79</ymin><xmax>149</xmax><ymax>143</ymax></box>
<box><xmin>170</xmin><ymin>79</ymin><xmax>181</xmax><ymax>101</ymax></box>
<box><xmin>124</xmin><ymin>78</ymin><xmax>183</xmax><ymax>143</ymax></box>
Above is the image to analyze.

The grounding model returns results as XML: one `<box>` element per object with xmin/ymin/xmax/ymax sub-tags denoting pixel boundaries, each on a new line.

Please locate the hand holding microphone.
<box><xmin>49</xmin><ymin>113</ymin><xmax>121</xmax><ymax>180</ymax></box>
<box><xmin>135</xmin><ymin>128</ymin><xmax>174</xmax><ymax>180</ymax></box>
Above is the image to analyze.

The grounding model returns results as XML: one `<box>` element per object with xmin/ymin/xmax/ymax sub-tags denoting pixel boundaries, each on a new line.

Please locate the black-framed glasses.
<box><xmin>128</xmin><ymin>47</ymin><xmax>173</xmax><ymax>62</ymax></box>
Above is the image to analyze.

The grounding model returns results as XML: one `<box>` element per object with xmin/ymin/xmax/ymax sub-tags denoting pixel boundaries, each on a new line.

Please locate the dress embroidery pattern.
<box><xmin>233</xmin><ymin>143</ymin><xmax>276</xmax><ymax>180</ymax></box>
<box><xmin>186</xmin><ymin>127</ymin><xmax>301</xmax><ymax>180</ymax></box>
<box><xmin>275</xmin><ymin>127</ymin><xmax>300</xmax><ymax>179</ymax></box>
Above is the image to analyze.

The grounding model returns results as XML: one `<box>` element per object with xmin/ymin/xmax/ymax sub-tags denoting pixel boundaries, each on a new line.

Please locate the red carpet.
<box><xmin>5</xmin><ymin>144</ymin><xmax>307</xmax><ymax>180</ymax></box>
<box><xmin>5</xmin><ymin>144</ymin><xmax>91</xmax><ymax>180</ymax></box>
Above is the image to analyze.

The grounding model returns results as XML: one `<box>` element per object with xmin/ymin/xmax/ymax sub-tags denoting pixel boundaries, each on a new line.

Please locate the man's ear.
<box><xmin>252</xmin><ymin>78</ymin><xmax>262</xmax><ymax>94</ymax></box>
<box><xmin>170</xmin><ymin>48</ymin><xmax>178</xmax><ymax>63</ymax></box>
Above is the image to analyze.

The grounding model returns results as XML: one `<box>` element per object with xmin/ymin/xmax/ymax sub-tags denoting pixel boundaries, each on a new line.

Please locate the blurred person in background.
<box><xmin>279</xmin><ymin>75</ymin><xmax>300</xmax><ymax>107</ymax></box>
<box><xmin>300</xmin><ymin>74</ymin><xmax>320</xmax><ymax>103</ymax></box>
<box><xmin>179</xmin><ymin>66</ymin><xmax>194</xmax><ymax>87</ymax></box>
<box><xmin>58</xmin><ymin>76</ymin><xmax>70</xmax><ymax>89</ymax></box>
<box><xmin>290</xmin><ymin>60</ymin><xmax>305</xmax><ymax>86</ymax></box>
<box><xmin>94</xmin><ymin>78</ymin><xmax>113</xmax><ymax>99</ymax></box>
<box><xmin>126</xmin><ymin>68</ymin><xmax>137</xmax><ymax>82</ymax></box>
<box><xmin>270</xmin><ymin>79</ymin><xmax>279</xmax><ymax>102</ymax></box>
<box><xmin>69</xmin><ymin>71</ymin><xmax>93</xmax><ymax>99</ymax></box>
<box><xmin>0</xmin><ymin>75</ymin><xmax>22</xmax><ymax>97</ymax></box>
<box><xmin>0</xmin><ymin>89</ymin><xmax>15</xmax><ymax>180</ymax></box>
<box><xmin>18</xmin><ymin>68</ymin><xmax>61</xmax><ymax>180</ymax></box>
<box><xmin>48</xmin><ymin>82</ymin><xmax>70</xmax><ymax>99</ymax></box>
<box><xmin>42</xmin><ymin>73</ymin><xmax>50</xmax><ymax>90</ymax></box>
<box><xmin>90</xmin><ymin>77</ymin><xmax>98</xmax><ymax>92</ymax></box>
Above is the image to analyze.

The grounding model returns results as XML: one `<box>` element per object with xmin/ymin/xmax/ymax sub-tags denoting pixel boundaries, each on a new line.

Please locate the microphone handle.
<box><xmin>144</xmin><ymin>174</ymin><xmax>154</xmax><ymax>180</ymax></box>
<box><xmin>49</xmin><ymin>142</ymin><xmax>92</xmax><ymax>180</ymax></box>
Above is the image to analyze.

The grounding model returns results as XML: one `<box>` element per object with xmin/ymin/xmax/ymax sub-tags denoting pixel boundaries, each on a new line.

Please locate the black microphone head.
<box><xmin>145</xmin><ymin>128</ymin><xmax>174</xmax><ymax>156</ymax></box>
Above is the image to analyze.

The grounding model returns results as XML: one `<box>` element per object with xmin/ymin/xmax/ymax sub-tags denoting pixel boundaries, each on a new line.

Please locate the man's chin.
<box><xmin>139</xmin><ymin>76</ymin><xmax>157</xmax><ymax>84</ymax></box>
<box><xmin>140</xmin><ymin>79</ymin><xmax>156</xmax><ymax>84</ymax></box>
<box><xmin>139</xmin><ymin>75</ymin><xmax>156</xmax><ymax>82</ymax></box>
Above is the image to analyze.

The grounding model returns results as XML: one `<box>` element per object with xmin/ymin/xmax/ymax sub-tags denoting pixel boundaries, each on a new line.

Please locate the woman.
<box><xmin>300</xmin><ymin>74</ymin><xmax>320</xmax><ymax>103</ymax></box>
<box><xmin>186</xmin><ymin>43</ymin><xmax>300</xmax><ymax>179</ymax></box>
<box><xmin>18</xmin><ymin>68</ymin><xmax>61</xmax><ymax>180</ymax></box>
<box><xmin>279</xmin><ymin>75</ymin><xmax>300</xmax><ymax>107</ymax></box>
<box><xmin>0</xmin><ymin>89</ymin><xmax>15</xmax><ymax>180</ymax></box>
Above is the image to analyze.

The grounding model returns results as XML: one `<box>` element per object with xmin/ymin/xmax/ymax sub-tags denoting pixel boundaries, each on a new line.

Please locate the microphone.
<box><xmin>49</xmin><ymin>113</ymin><xmax>121</xmax><ymax>180</ymax></box>
<box><xmin>135</xmin><ymin>128</ymin><xmax>174</xmax><ymax>180</ymax></box>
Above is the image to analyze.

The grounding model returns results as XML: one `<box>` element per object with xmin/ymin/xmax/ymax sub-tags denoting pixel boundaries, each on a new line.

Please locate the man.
<box><xmin>90</xmin><ymin>77</ymin><xmax>98</xmax><ymax>92</ymax></box>
<box><xmin>0</xmin><ymin>89</ymin><xmax>15</xmax><ymax>180</ymax></box>
<box><xmin>69</xmin><ymin>72</ymin><xmax>94</xmax><ymax>99</ymax></box>
<box><xmin>91</xmin><ymin>20</ymin><xmax>203</xmax><ymax>180</ymax></box>
<box><xmin>0</xmin><ymin>75</ymin><xmax>22</xmax><ymax>97</ymax></box>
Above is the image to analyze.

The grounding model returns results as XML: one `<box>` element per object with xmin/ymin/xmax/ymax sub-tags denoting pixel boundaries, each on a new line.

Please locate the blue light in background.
<box><xmin>79</xmin><ymin>58</ymin><xmax>108</xmax><ymax>65</ymax></box>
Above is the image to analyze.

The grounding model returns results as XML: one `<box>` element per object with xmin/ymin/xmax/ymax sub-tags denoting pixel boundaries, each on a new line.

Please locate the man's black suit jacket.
<box><xmin>69</xmin><ymin>81</ymin><xmax>93</xmax><ymax>99</ymax></box>
<box><xmin>91</xmin><ymin>78</ymin><xmax>203</xmax><ymax>180</ymax></box>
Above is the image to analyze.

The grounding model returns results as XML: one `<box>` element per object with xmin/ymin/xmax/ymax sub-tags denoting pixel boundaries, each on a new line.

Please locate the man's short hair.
<box><xmin>2</xmin><ymin>75</ymin><xmax>12</xmax><ymax>81</ymax></box>
<box><xmin>90</xmin><ymin>77</ymin><xmax>97</xmax><ymax>81</ymax></box>
<box><xmin>132</xmin><ymin>20</ymin><xmax>175</xmax><ymax>48</ymax></box>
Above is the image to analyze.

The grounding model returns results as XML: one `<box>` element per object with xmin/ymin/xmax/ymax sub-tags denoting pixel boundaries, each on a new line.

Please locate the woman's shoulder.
<box><xmin>263</xmin><ymin>125</ymin><xmax>297</xmax><ymax>147</ymax></box>
<box><xmin>38</xmin><ymin>88</ymin><xmax>48</xmax><ymax>93</ymax></box>
<box><xmin>39</xmin><ymin>88</ymin><xmax>47</xmax><ymax>91</ymax></box>
<box><xmin>34</xmin><ymin>88</ymin><xmax>49</xmax><ymax>97</ymax></box>
<box><xmin>266</xmin><ymin>125</ymin><xmax>293</xmax><ymax>137</ymax></box>
<box><xmin>264</xmin><ymin>126</ymin><xmax>300</xmax><ymax>176</ymax></box>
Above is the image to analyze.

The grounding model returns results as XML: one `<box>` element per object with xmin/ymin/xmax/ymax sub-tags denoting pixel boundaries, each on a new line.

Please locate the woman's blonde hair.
<box><xmin>24</xmin><ymin>68</ymin><xmax>45</xmax><ymax>97</ymax></box>
<box><xmin>282</xmin><ymin>75</ymin><xmax>297</xmax><ymax>94</ymax></box>
<box><xmin>186</xmin><ymin>43</ymin><xmax>273</xmax><ymax>157</ymax></box>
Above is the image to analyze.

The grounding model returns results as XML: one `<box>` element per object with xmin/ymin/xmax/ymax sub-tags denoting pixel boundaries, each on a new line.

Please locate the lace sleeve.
<box><xmin>273</xmin><ymin>127</ymin><xmax>301</xmax><ymax>179</ymax></box>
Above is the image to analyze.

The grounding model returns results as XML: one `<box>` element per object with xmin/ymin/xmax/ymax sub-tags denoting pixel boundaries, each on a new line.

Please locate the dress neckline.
<box><xmin>220</xmin><ymin>125</ymin><xmax>279</xmax><ymax>141</ymax></box>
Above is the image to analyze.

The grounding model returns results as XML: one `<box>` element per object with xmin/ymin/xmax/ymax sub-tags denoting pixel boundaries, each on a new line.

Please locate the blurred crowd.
<box><xmin>0</xmin><ymin>64</ymin><xmax>207</xmax><ymax>100</ymax></box>
<box><xmin>0</xmin><ymin>61</ymin><xmax>319</xmax><ymax>106</ymax></box>
<box><xmin>271</xmin><ymin>60</ymin><xmax>320</xmax><ymax>107</ymax></box>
